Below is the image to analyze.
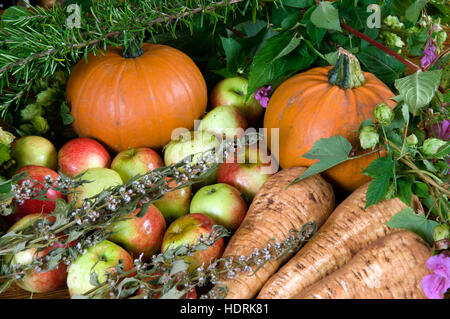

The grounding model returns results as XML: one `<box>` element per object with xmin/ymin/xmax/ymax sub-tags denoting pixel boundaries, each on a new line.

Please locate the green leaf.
<box><xmin>0</xmin><ymin>179</ymin><xmax>11</xmax><ymax>194</ymax></box>
<box><xmin>60</xmin><ymin>102</ymin><xmax>74</xmax><ymax>126</ymax></box>
<box><xmin>272</xmin><ymin>35</ymin><xmax>302</xmax><ymax>62</ymax></box>
<box><xmin>412</xmin><ymin>181</ymin><xmax>429</xmax><ymax>197</ymax></box>
<box><xmin>357</xmin><ymin>46</ymin><xmax>406</xmax><ymax>84</ymax></box>
<box><xmin>363</xmin><ymin>156</ymin><xmax>395</xmax><ymax>208</ymax></box>
<box><xmin>394</xmin><ymin>70</ymin><xmax>442</xmax><ymax>115</ymax></box>
<box><xmin>397</xmin><ymin>179</ymin><xmax>413</xmax><ymax>206</ymax></box>
<box><xmin>291</xmin><ymin>135</ymin><xmax>353</xmax><ymax>184</ymax></box>
<box><xmin>386</xmin><ymin>208</ymin><xmax>439</xmax><ymax>245</ymax></box>
<box><xmin>220</xmin><ymin>36</ymin><xmax>244</xmax><ymax>75</ymax></box>
<box><xmin>405</xmin><ymin>0</ymin><xmax>429</xmax><ymax>23</ymax></box>
<box><xmin>407</xmin><ymin>28</ymin><xmax>428</xmax><ymax>56</ymax></box>
<box><xmin>302</xmin><ymin>6</ymin><xmax>327</xmax><ymax>43</ymax></box>
<box><xmin>310</xmin><ymin>2</ymin><xmax>342</xmax><ymax>32</ymax></box>
<box><xmin>433</xmin><ymin>142</ymin><xmax>450</xmax><ymax>158</ymax></box>
<box><xmin>282</xmin><ymin>0</ymin><xmax>314</xmax><ymax>8</ymax></box>
<box><xmin>169</xmin><ymin>259</ymin><xmax>189</xmax><ymax>276</ymax></box>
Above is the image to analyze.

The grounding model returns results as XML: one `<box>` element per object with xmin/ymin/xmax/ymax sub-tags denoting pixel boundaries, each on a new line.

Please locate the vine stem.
<box><xmin>340</xmin><ymin>22</ymin><xmax>421</xmax><ymax>72</ymax></box>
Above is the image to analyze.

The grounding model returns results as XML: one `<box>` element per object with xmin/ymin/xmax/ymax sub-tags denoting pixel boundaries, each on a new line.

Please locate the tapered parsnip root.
<box><xmin>217</xmin><ymin>167</ymin><xmax>335</xmax><ymax>299</ymax></box>
<box><xmin>257</xmin><ymin>182</ymin><xmax>422</xmax><ymax>299</ymax></box>
<box><xmin>292</xmin><ymin>230</ymin><xmax>431</xmax><ymax>299</ymax></box>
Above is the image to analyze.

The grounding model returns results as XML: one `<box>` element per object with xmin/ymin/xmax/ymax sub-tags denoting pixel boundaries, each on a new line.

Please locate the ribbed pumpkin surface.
<box><xmin>66</xmin><ymin>43</ymin><xmax>207</xmax><ymax>152</ymax></box>
<box><xmin>264</xmin><ymin>66</ymin><xmax>396</xmax><ymax>192</ymax></box>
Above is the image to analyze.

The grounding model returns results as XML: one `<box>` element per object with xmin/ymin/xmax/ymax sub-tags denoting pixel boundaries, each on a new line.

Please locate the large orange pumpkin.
<box><xmin>66</xmin><ymin>43</ymin><xmax>207</xmax><ymax>152</ymax></box>
<box><xmin>264</xmin><ymin>48</ymin><xmax>396</xmax><ymax>193</ymax></box>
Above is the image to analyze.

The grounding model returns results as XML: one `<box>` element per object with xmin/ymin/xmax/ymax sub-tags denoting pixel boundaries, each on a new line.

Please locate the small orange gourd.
<box><xmin>264</xmin><ymin>48</ymin><xmax>395</xmax><ymax>192</ymax></box>
<box><xmin>66</xmin><ymin>43</ymin><xmax>207</xmax><ymax>152</ymax></box>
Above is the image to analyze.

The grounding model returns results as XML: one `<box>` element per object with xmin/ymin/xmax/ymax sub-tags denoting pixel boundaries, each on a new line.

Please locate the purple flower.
<box><xmin>254</xmin><ymin>85</ymin><xmax>272</xmax><ymax>108</ymax></box>
<box><xmin>421</xmin><ymin>253</ymin><xmax>450</xmax><ymax>299</ymax></box>
<box><xmin>421</xmin><ymin>38</ymin><xmax>437</xmax><ymax>69</ymax></box>
<box><xmin>432</xmin><ymin>119</ymin><xmax>450</xmax><ymax>141</ymax></box>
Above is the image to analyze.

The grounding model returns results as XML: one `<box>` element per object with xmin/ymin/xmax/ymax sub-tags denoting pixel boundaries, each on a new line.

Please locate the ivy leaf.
<box><xmin>291</xmin><ymin>135</ymin><xmax>353</xmax><ymax>184</ymax></box>
<box><xmin>386</xmin><ymin>208</ymin><xmax>439</xmax><ymax>245</ymax></box>
<box><xmin>405</xmin><ymin>0</ymin><xmax>429</xmax><ymax>24</ymax></box>
<box><xmin>363</xmin><ymin>156</ymin><xmax>395</xmax><ymax>208</ymax></box>
<box><xmin>394</xmin><ymin>70</ymin><xmax>442</xmax><ymax>115</ymax></box>
<box><xmin>310</xmin><ymin>2</ymin><xmax>342</xmax><ymax>32</ymax></box>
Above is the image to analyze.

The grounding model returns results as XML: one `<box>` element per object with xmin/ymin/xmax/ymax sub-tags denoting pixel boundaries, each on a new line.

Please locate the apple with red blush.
<box><xmin>57</xmin><ymin>137</ymin><xmax>111</xmax><ymax>178</ymax></box>
<box><xmin>107</xmin><ymin>204</ymin><xmax>166</xmax><ymax>260</ymax></box>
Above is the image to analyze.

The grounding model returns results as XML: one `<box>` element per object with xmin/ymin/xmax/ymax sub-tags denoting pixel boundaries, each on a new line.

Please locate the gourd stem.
<box><xmin>327</xmin><ymin>48</ymin><xmax>365</xmax><ymax>89</ymax></box>
<box><xmin>123</xmin><ymin>36</ymin><xmax>144</xmax><ymax>59</ymax></box>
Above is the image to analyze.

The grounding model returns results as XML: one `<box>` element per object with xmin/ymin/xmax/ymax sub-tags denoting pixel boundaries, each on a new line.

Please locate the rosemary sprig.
<box><xmin>0</xmin><ymin>0</ymin><xmax>269</xmax><ymax>114</ymax></box>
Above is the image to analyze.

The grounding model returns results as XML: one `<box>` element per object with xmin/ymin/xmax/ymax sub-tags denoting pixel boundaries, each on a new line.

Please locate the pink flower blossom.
<box><xmin>432</xmin><ymin>119</ymin><xmax>450</xmax><ymax>141</ymax></box>
<box><xmin>421</xmin><ymin>253</ymin><xmax>450</xmax><ymax>299</ymax></box>
<box><xmin>421</xmin><ymin>38</ymin><xmax>437</xmax><ymax>69</ymax></box>
<box><xmin>254</xmin><ymin>85</ymin><xmax>272</xmax><ymax>108</ymax></box>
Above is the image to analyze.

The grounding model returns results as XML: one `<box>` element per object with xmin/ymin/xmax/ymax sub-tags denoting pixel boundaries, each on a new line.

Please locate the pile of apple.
<box><xmin>2</xmin><ymin>77</ymin><xmax>276</xmax><ymax>298</ymax></box>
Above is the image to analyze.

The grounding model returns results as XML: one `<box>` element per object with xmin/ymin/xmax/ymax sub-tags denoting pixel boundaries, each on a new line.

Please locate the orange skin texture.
<box><xmin>6</xmin><ymin>165</ymin><xmax>65</xmax><ymax>225</ymax></box>
<box><xmin>57</xmin><ymin>137</ymin><xmax>111</xmax><ymax>178</ymax></box>
<box><xmin>7</xmin><ymin>214</ymin><xmax>71</xmax><ymax>293</ymax></box>
<box><xmin>66</xmin><ymin>43</ymin><xmax>207</xmax><ymax>152</ymax></box>
<box><xmin>162</xmin><ymin>213</ymin><xmax>225</xmax><ymax>271</ymax></box>
<box><xmin>108</xmin><ymin>205</ymin><xmax>166</xmax><ymax>260</ymax></box>
<box><xmin>264</xmin><ymin>66</ymin><xmax>395</xmax><ymax>193</ymax></box>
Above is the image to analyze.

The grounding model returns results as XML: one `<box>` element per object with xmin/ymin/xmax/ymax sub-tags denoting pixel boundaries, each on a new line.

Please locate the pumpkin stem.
<box><xmin>327</xmin><ymin>48</ymin><xmax>365</xmax><ymax>89</ymax></box>
<box><xmin>123</xmin><ymin>35</ymin><xmax>144</xmax><ymax>59</ymax></box>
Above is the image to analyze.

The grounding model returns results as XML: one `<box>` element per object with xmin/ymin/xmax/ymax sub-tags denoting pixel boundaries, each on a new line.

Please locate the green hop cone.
<box><xmin>406</xmin><ymin>134</ymin><xmax>418</xmax><ymax>147</ymax></box>
<box><xmin>373</xmin><ymin>103</ymin><xmax>394</xmax><ymax>126</ymax></box>
<box><xmin>433</xmin><ymin>224</ymin><xmax>449</xmax><ymax>242</ymax></box>
<box><xmin>422</xmin><ymin>138</ymin><xmax>446</xmax><ymax>156</ymax></box>
<box><xmin>0</xmin><ymin>127</ymin><xmax>15</xmax><ymax>146</ymax></box>
<box><xmin>359</xmin><ymin>126</ymin><xmax>379</xmax><ymax>150</ymax></box>
<box><xmin>36</xmin><ymin>87</ymin><xmax>59</xmax><ymax>106</ymax></box>
<box><xmin>31</xmin><ymin>116</ymin><xmax>50</xmax><ymax>134</ymax></box>
<box><xmin>52</xmin><ymin>71</ymin><xmax>66</xmax><ymax>87</ymax></box>
<box><xmin>20</xmin><ymin>103</ymin><xmax>45</xmax><ymax>121</ymax></box>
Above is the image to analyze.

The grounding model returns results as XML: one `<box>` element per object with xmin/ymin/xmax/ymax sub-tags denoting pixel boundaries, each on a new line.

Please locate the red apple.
<box><xmin>57</xmin><ymin>137</ymin><xmax>111</xmax><ymax>178</ymax></box>
<box><xmin>217</xmin><ymin>145</ymin><xmax>275</xmax><ymax>201</ymax></box>
<box><xmin>189</xmin><ymin>183</ymin><xmax>247</xmax><ymax>233</ymax></box>
<box><xmin>154</xmin><ymin>178</ymin><xmax>192</xmax><ymax>225</ymax></box>
<box><xmin>66</xmin><ymin>240</ymin><xmax>135</xmax><ymax>297</ymax></box>
<box><xmin>6</xmin><ymin>214</ymin><xmax>70</xmax><ymax>293</ymax></box>
<box><xmin>111</xmin><ymin>147</ymin><xmax>163</xmax><ymax>183</ymax></box>
<box><xmin>197</xmin><ymin>105</ymin><xmax>248</xmax><ymax>140</ymax></box>
<box><xmin>135</xmin><ymin>271</ymin><xmax>197</xmax><ymax>299</ymax></box>
<box><xmin>6</xmin><ymin>165</ymin><xmax>65</xmax><ymax>225</ymax></box>
<box><xmin>161</xmin><ymin>213</ymin><xmax>224</xmax><ymax>271</ymax></box>
<box><xmin>209</xmin><ymin>76</ymin><xmax>264</xmax><ymax>125</ymax></box>
<box><xmin>10</xmin><ymin>135</ymin><xmax>57</xmax><ymax>173</ymax></box>
<box><xmin>107</xmin><ymin>205</ymin><xmax>166</xmax><ymax>260</ymax></box>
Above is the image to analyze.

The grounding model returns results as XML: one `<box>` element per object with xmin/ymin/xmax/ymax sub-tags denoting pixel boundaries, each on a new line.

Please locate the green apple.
<box><xmin>107</xmin><ymin>205</ymin><xmax>166</xmax><ymax>260</ymax></box>
<box><xmin>197</xmin><ymin>105</ymin><xmax>248</xmax><ymax>140</ymax></box>
<box><xmin>163</xmin><ymin>130</ymin><xmax>220</xmax><ymax>166</ymax></box>
<box><xmin>67</xmin><ymin>168</ymin><xmax>123</xmax><ymax>207</ymax></box>
<box><xmin>153</xmin><ymin>178</ymin><xmax>192</xmax><ymax>225</ymax></box>
<box><xmin>10</xmin><ymin>135</ymin><xmax>57</xmax><ymax>174</ymax></box>
<box><xmin>164</xmin><ymin>130</ymin><xmax>220</xmax><ymax>189</ymax></box>
<box><xmin>66</xmin><ymin>240</ymin><xmax>135</xmax><ymax>297</ymax></box>
<box><xmin>161</xmin><ymin>213</ymin><xmax>225</xmax><ymax>271</ymax></box>
<box><xmin>111</xmin><ymin>147</ymin><xmax>164</xmax><ymax>183</ymax></box>
<box><xmin>209</xmin><ymin>76</ymin><xmax>264</xmax><ymax>125</ymax></box>
<box><xmin>190</xmin><ymin>183</ymin><xmax>247</xmax><ymax>232</ymax></box>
